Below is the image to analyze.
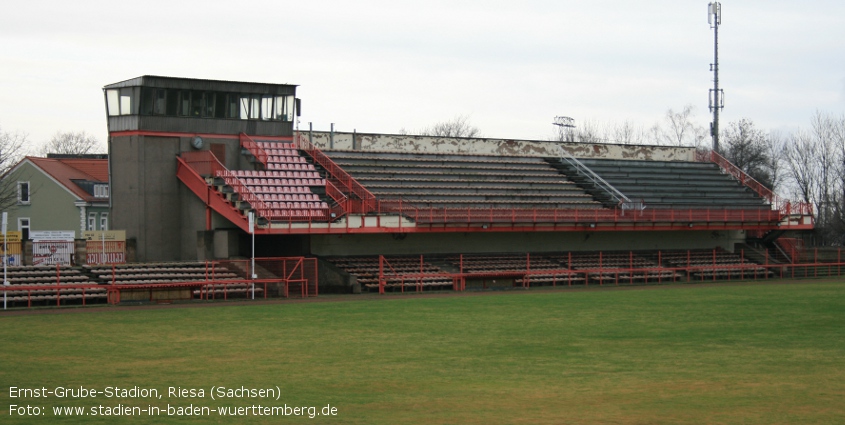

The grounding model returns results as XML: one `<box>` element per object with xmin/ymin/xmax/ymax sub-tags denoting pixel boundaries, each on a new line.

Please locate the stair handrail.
<box><xmin>555</xmin><ymin>145</ymin><xmax>644</xmax><ymax>212</ymax></box>
<box><xmin>698</xmin><ymin>149</ymin><xmax>814</xmax><ymax>217</ymax></box>
<box><xmin>240</xmin><ymin>133</ymin><xmax>268</xmax><ymax>167</ymax></box>
<box><xmin>294</xmin><ymin>132</ymin><xmax>377</xmax><ymax>213</ymax></box>
<box><xmin>180</xmin><ymin>150</ymin><xmax>273</xmax><ymax>219</ymax></box>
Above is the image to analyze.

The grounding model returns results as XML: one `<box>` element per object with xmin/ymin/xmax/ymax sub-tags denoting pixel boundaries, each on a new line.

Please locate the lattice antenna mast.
<box><xmin>708</xmin><ymin>2</ymin><xmax>724</xmax><ymax>152</ymax></box>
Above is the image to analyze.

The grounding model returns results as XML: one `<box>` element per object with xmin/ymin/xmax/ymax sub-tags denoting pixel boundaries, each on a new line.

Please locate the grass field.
<box><xmin>1</xmin><ymin>280</ymin><xmax>844</xmax><ymax>424</ymax></box>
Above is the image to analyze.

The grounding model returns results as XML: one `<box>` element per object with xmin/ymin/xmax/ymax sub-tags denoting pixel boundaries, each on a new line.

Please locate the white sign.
<box><xmin>30</xmin><ymin>230</ymin><xmax>75</xmax><ymax>242</ymax></box>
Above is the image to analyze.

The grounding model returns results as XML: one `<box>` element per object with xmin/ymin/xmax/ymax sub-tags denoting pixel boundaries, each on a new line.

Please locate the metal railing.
<box><xmin>696</xmin><ymin>149</ymin><xmax>814</xmax><ymax>217</ymax></box>
<box><xmin>555</xmin><ymin>145</ymin><xmax>645</xmax><ymax>212</ymax></box>
<box><xmin>240</xmin><ymin>133</ymin><xmax>268</xmax><ymax>166</ymax></box>
<box><xmin>180</xmin><ymin>150</ymin><xmax>330</xmax><ymax>223</ymax></box>
<box><xmin>295</xmin><ymin>132</ymin><xmax>377</xmax><ymax>213</ymax></box>
<box><xmin>363</xmin><ymin>249</ymin><xmax>845</xmax><ymax>294</ymax></box>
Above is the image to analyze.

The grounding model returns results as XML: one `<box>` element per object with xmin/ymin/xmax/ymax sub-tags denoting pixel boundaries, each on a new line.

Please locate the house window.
<box><xmin>88</xmin><ymin>212</ymin><xmax>97</xmax><ymax>231</ymax></box>
<box><xmin>17</xmin><ymin>182</ymin><xmax>30</xmax><ymax>205</ymax></box>
<box><xmin>94</xmin><ymin>184</ymin><xmax>109</xmax><ymax>198</ymax></box>
<box><xmin>100</xmin><ymin>213</ymin><xmax>109</xmax><ymax>231</ymax></box>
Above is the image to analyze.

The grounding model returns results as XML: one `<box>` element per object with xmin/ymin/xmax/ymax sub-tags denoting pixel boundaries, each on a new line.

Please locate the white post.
<box><xmin>249</xmin><ymin>212</ymin><xmax>255</xmax><ymax>300</ymax></box>
<box><xmin>3</xmin><ymin>212</ymin><xmax>7</xmax><ymax>310</ymax></box>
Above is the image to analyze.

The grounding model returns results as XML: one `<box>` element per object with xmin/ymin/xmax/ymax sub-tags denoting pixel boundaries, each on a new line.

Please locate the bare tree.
<box><xmin>610</xmin><ymin>120</ymin><xmax>645</xmax><ymax>145</ymax></box>
<box><xmin>419</xmin><ymin>115</ymin><xmax>481</xmax><ymax>138</ymax></box>
<box><xmin>0</xmin><ymin>125</ymin><xmax>32</xmax><ymax>211</ymax></box>
<box><xmin>722</xmin><ymin>119</ymin><xmax>776</xmax><ymax>189</ymax></box>
<box><xmin>783</xmin><ymin>130</ymin><xmax>818</xmax><ymax>205</ymax></box>
<box><xmin>39</xmin><ymin>131</ymin><xmax>103</xmax><ymax>156</ymax></box>
<box><xmin>765</xmin><ymin>131</ymin><xmax>788</xmax><ymax>192</ymax></box>
<box><xmin>572</xmin><ymin>119</ymin><xmax>605</xmax><ymax>144</ymax></box>
<box><xmin>654</xmin><ymin>105</ymin><xmax>709</xmax><ymax>147</ymax></box>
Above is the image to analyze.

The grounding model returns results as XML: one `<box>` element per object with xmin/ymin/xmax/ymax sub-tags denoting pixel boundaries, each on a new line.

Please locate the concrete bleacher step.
<box><xmin>547</xmin><ymin>157</ymin><xmax>768</xmax><ymax>210</ymax></box>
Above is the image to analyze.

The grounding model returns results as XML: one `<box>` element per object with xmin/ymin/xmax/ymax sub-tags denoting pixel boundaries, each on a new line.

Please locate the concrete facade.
<box><xmin>302</xmin><ymin>131</ymin><xmax>697</xmax><ymax>161</ymax></box>
<box><xmin>309</xmin><ymin>230</ymin><xmax>746</xmax><ymax>257</ymax></box>
<box><xmin>109</xmin><ymin>134</ymin><xmax>247</xmax><ymax>261</ymax></box>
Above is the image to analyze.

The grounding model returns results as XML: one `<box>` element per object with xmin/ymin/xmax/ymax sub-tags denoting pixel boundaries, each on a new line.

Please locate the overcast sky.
<box><xmin>1</xmin><ymin>0</ymin><xmax>843</xmax><ymax>149</ymax></box>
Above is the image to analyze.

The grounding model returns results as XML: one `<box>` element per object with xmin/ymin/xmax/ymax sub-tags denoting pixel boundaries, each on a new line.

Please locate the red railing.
<box><xmin>213</xmin><ymin>169</ymin><xmax>273</xmax><ymax>219</ymax></box>
<box><xmin>179</xmin><ymin>150</ymin><xmax>227</xmax><ymax>177</ymax></box>
<box><xmin>240</xmin><ymin>133</ymin><xmax>268</xmax><ymax>166</ymax></box>
<box><xmin>181</xmin><ymin>150</ymin><xmax>330</xmax><ymax>223</ymax></box>
<box><xmin>295</xmin><ymin>132</ymin><xmax>377</xmax><ymax>213</ymax></box>
<box><xmin>177</xmin><ymin>155</ymin><xmax>252</xmax><ymax>232</ymax></box>
<box><xmin>366</xmin><ymin>249</ymin><xmax>845</xmax><ymax>294</ymax></box>
<box><xmin>179</xmin><ymin>151</ymin><xmax>269</xmax><ymax>217</ymax></box>
<box><xmin>372</xmin><ymin>200</ymin><xmax>785</xmax><ymax>226</ymax></box>
<box><xmin>255</xmin><ymin>256</ymin><xmax>318</xmax><ymax>297</ymax></box>
<box><xmin>324</xmin><ymin>180</ymin><xmax>349</xmax><ymax>220</ymax></box>
<box><xmin>697</xmin><ymin>150</ymin><xmax>814</xmax><ymax>218</ymax></box>
<box><xmin>0</xmin><ymin>257</ymin><xmax>319</xmax><ymax>308</ymax></box>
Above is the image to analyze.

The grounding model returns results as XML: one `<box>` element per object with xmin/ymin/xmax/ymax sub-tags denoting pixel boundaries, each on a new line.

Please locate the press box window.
<box><xmin>105</xmin><ymin>88</ymin><xmax>133</xmax><ymax>116</ymax></box>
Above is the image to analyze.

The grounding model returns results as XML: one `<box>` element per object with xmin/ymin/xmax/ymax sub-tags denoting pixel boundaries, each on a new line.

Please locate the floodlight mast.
<box><xmin>553</xmin><ymin>116</ymin><xmax>575</xmax><ymax>143</ymax></box>
<box><xmin>708</xmin><ymin>2</ymin><xmax>724</xmax><ymax>153</ymax></box>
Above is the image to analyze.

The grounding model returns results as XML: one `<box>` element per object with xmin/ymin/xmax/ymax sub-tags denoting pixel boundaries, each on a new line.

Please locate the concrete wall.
<box><xmin>303</xmin><ymin>131</ymin><xmax>696</xmax><ymax>161</ymax></box>
<box><xmin>310</xmin><ymin>230</ymin><xmax>746</xmax><ymax>257</ymax></box>
<box><xmin>110</xmin><ymin>134</ymin><xmax>245</xmax><ymax>262</ymax></box>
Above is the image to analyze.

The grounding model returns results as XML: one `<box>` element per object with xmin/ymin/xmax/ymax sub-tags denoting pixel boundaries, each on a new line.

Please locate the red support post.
<box><xmin>599</xmin><ymin>251</ymin><xmax>603</xmax><ymax>286</ymax></box>
<box><xmin>378</xmin><ymin>255</ymin><xmax>385</xmax><ymax>295</ymax></box>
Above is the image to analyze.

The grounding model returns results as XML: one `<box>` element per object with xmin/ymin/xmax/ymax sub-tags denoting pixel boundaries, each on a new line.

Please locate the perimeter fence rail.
<box><xmin>372</xmin><ymin>248</ymin><xmax>845</xmax><ymax>294</ymax></box>
<box><xmin>0</xmin><ymin>256</ymin><xmax>318</xmax><ymax>309</ymax></box>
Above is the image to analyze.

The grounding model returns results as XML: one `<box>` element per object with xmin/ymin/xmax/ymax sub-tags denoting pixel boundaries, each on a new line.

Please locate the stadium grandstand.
<box><xmin>3</xmin><ymin>74</ymin><xmax>828</xmax><ymax>308</ymax></box>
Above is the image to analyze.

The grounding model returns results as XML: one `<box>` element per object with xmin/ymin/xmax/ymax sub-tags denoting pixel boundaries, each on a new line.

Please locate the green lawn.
<box><xmin>1</xmin><ymin>280</ymin><xmax>844</xmax><ymax>424</ymax></box>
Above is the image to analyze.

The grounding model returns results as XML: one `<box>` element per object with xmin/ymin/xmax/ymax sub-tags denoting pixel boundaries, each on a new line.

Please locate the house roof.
<box><xmin>23</xmin><ymin>156</ymin><xmax>108</xmax><ymax>203</ymax></box>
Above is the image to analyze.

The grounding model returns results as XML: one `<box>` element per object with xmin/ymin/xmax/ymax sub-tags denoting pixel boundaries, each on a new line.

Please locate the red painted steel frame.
<box><xmin>178</xmin><ymin>132</ymin><xmax>814</xmax><ymax>234</ymax></box>
<box><xmin>371</xmin><ymin>249</ymin><xmax>844</xmax><ymax>294</ymax></box>
<box><xmin>240</xmin><ymin>133</ymin><xmax>268</xmax><ymax>166</ymax></box>
<box><xmin>179</xmin><ymin>150</ymin><xmax>330</xmax><ymax>225</ymax></box>
<box><xmin>697</xmin><ymin>149</ymin><xmax>814</xmax><ymax>218</ymax></box>
<box><xmin>295</xmin><ymin>132</ymin><xmax>377</xmax><ymax>213</ymax></box>
<box><xmin>0</xmin><ymin>257</ymin><xmax>319</xmax><ymax>308</ymax></box>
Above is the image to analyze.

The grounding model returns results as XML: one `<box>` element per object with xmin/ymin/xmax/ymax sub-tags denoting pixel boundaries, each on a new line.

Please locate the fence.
<box><xmin>0</xmin><ymin>256</ymin><xmax>319</xmax><ymax>308</ymax></box>
<box><xmin>255</xmin><ymin>257</ymin><xmax>319</xmax><ymax>297</ymax></box>
<box><xmin>372</xmin><ymin>248</ymin><xmax>845</xmax><ymax>293</ymax></box>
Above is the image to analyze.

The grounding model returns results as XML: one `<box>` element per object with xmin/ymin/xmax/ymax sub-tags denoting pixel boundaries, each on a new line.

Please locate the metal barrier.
<box><xmin>0</xmin><ymin>257</ymin><xmax>319</xmax><ymax>308</ymax></box>
<box><xmin>555</xmin><ymin>145</ymin><xmax>644</xmax><ymax>212</ymax></box>
<box><xmin>697</xmin><ymin>149</ymin><xmax>814</xmax><ymax>218</ymax></box>
<box><xmin>240</xmin><ymin>133</ymin><xmax>268</xmax><ymax>166</ymax></box>
<box><xmin>370</xmin><ymin>249</ymin><xmax>845</xmax><ymax>293</ymax></box>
